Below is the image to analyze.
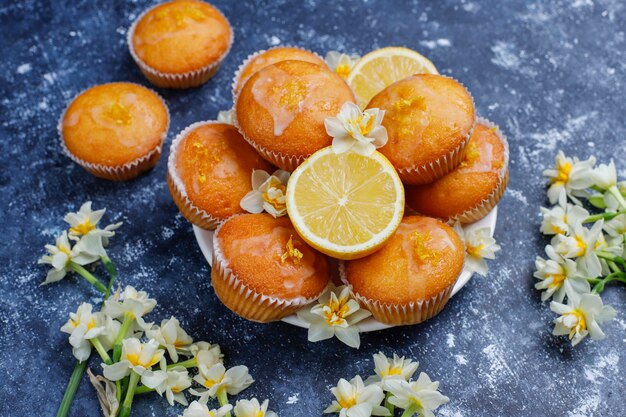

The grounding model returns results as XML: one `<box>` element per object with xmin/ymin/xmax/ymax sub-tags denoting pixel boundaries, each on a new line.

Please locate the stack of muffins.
<box><xmin>57</xmin><ymin>0</ymin><xmax>509</xmax><ymax>328</ymax></box>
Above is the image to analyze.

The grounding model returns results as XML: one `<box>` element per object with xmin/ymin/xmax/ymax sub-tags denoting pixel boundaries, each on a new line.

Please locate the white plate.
<box><xmin>193</xmin><ymin>207</ymin><xmax>498</xmax><ymax>332</ymax></box>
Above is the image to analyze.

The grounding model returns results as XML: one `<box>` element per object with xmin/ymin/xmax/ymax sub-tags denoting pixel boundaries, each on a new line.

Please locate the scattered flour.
<box><xmin>446</xmin><ymin>333</ymin><xmax>456</xmax><ymax>348</ymax></box>
<box><xmin>454</xmin><ymin>355</ymin><xmax>468</xmax><ymax>365</ymax></box>
<box><xmin>491</xmin><ymin>41</ymin><xmax>520</xmax><ymax>70</ymax></box>
<box><xmin>420</xmin><ymin>38</ymin><xmax>452</xmax><ymax>49</ymax></box>
<box><xmin>286</xmin><ymin>393</ymin><xmax>300</xmax><ymax>405</ymax></box>
<box><xmin>16</xmin><ymin>63</ymin><xmax>31</xmax><ymax>74</ymax></box>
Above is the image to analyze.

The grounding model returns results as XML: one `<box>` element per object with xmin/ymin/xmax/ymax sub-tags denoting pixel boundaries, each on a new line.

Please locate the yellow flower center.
<box><xmin>323</xmin><ymin>297</ymin><xmax>351</xmax><ymax>326</ymax></box>
<box><xmin>552</xmin><ymin>161</ymin><xmax>572</xmax><ymax>185</ymax></box>
<box><xmin>411</xmin><ymin>231</ymin><xmax>440</xmax><ymax>264</ymax></box>
<box><xmin>338</xmin><ymin>394</ymin><xmax>357</xmax><ymax>409</ymax></box>
<box><xmin>574</xmin><ymin>235</ymin><xmax>587</xmax><ymax>256</ymax></box>
<box><xmin>567</xmin><ymin>309</ymin><xmax>587</xmax><ymax>338</ymax></box>
<box><xmin>280</xmin><ymin>235</ymin><xmax>303</xmax><ymax>265</ymax></box>
<box><xmin>335</xmin><ymin>64</ymin><xmax>351</xmax><ymax>78</ymax></box>
<box><xmin>384</xmin><ymin>367</ymin><xmax>403</xmax><ymax>376</ymax></box>
<box><xmin>70</xmin><ymin>218</ymin><xmax>96</xmax><ymax>236</ymax></box>
<box><xmin>348</xmin><ymin>114</ymin><xmax>375</xmax><ymax>137</ymax></box>
<box><xmin>126</xmin><ymin>352</ymin><xmax>160</xmax><ymax>368</ymax></box>
<box><xmin>104</xmin><ymin>102</ymin><xmax>132</xmax><ymax>125</ymax></box>
<box><xmin>203</xmin><ymin>375</ymin><xmax>224</xmax><ymax>388</ymax></box>
<box><xmin>59</xmin><ymin>245</ymin><xmax>72</xmax><ymax>256</ymax></box>
<box><xmin>262</xmin><ymin>178</ymin><xmax>287</xmax><ymax>210</ymax></box>
<box><xmin>466</xmin><ymin>243</ymin><xmax>485</xmax><ymax>257</ymax></box>
<box><xmin>548</xmin><ymin>273</ymin><xmax>566</xmax><ymax>289</ymax></box>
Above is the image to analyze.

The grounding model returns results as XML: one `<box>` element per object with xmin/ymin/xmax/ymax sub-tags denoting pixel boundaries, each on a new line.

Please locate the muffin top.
<box><xmin>405</xmin><ymin>122</ymin><xmax>508</xmax><ymax>220</ymax></box>
<box><xmin>367</xmin><ymin>74</ymin><xmax>475</xmax><ymax>171</ymax></box>
<box><xmin>235</xmin><ymin>60</ymin><xmax>355</xmax><ymax>158</ymax></box>
<box><xmin>344</xmin><ymin>216</ymin><xmax>464</xmax><ymax>305</ymax></box>
<box><xmin>171</xmin><ymin>123</ymin><xmax>273</xmax><ymax>219</ymax></box>
<box><xmin>131</xmin><ymin>0</ymin><xmax>231</xmax><ymax>74</ymax></box>
<box><xmin>61</xmin><ymin>82</ymin><xmax>168</xmax><ymax>167</ymax></box>
<box><xmin>216</xmin><ymin>214</ymin><xmax>330</xmax><ymax>300</ymax></box>
<box><xmin>233</xmin><ymin>47</ymin><xmax>326</xmax><ymax>95</ymax></box>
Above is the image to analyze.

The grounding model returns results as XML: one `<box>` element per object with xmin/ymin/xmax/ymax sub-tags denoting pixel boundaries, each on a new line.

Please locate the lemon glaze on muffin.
<box><xmin>232</xmin><ymin>46</ymin><xmax>327</xmax><ymax>96</ymax></box>
<box><xmin>406</xmin><ymin>119</ymin><xmax>509</xmax><ymax>223</ymax></box>
<box><xmin>167</xmin><ymin>122</ymin><xmax>273</xmax><ymax>230</ymax></box>
<box><xmin>60</xmin><ymin>82</ymin><xmax>169</xmax><ymax>181</ymax></box>
<box><xmin>341</xmin><ymin>215</ymin><xmax>464</xmax><ymax>325</ymax></box>
<box><xmin>366</xmin><ymin>74</ymin><xmax>475</xmax><ymax>185</ymax></box>
<box><xmin>212</xmin><ymin>214</ymin><xmax>330</xmax><ymax>322</ymax></box>
<box><xmin>234</xmin><ymin>60</ymin><xmax>356</xmax><ymax>171</ymax></box>
<box><xmin>129</xmin><ymin>0</ymin><xmax>232</xmax><ymax>88</ymax></box>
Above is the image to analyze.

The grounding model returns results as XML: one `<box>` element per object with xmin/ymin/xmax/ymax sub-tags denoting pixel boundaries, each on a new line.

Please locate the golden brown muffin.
<box><xmin>167</xmin><ymin>122</ymin><xmax>273</xmax><ymax>229</ymax></box>
<box><xmin>60</xmin><ymin>82</ymin><xmax>169</xmax><ymax>181</ymax></box>
<box><xmin>342</xmin><ymin>216</ymin><xmax>464</xmax><ymax>325</ymax></box>
<box><xmin>234</xmin><ymin>60</ymin><xmax>356</xmax><ymax>171</ymax></box>
<box><xmin>129</xmin><ymin>0</ymin><xmax>232</xmax><ymax>88</ymax></box>
<box><xmin>406</xmin><ymin>119</ymin><xmax>509</xmax><ymax>223</ymax></box>
<box><xmin>212</xmin><ymin>214</ymin><xmax>330</xmax><ymax>322</ymax></box>
<box><xmin>367</xmin><ymin>74</ymin><xmax>475</xmax><ymax>184</ymax></box>
<box><xmin>232</xmin><ymin>46</ymin><xmax>327</xmax><ymax>96</ymax></box>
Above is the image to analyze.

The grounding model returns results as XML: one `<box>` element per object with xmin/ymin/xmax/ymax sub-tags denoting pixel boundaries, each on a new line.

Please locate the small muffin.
<box><xmin>406</xmin><ymin>119</ymin><xmax>509</xmax><ymax>223</ymax></box>
<box><xmin>342</xmin><ymin>216</ymin><xmax>464</xmax><ymax>325</ymax></box>
<box><xmin>167</xmin><ymin>122</ymin><xmax>273</xmax><ymax>230</ymax></box>
<box><xmin>234</xmin><ymin>60</ymin><xmax>356</xmax><ymax>171</ymax></box>
<box><xmin>212</xmin><ymin>213</ymin><xmax>330</xmax><ymax>322</ymax></box>
<box><xmin>232</xmin><ymin>46</ymin><xmax>326</xmax><ymax>96</ymax></box>
<box><xmin>367</xmin><ymin>74</ymin><xmax>475</xmax><ymax>185</ymax></box>
<box><xmin>129</xmin><ymin>0</ymin><xmax>232</xmax><ymax>88</ymax></box>
<box><xmin>60</xmin><ymin>82</ymin><xmax>169</xmax><ymax>181</ymax></box>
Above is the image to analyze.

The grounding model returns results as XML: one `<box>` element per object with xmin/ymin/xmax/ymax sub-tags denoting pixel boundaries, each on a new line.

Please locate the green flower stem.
<box><xmin>587</xmin><ymin>278</ymin><xmax>602</xmax><ymax>285</ymax></box>
<box><xmin>167</xmin><ymin>357</ymin><xmax>197</xmax><ymax>369</ymax></box>
<box><xmin>90</xmin><ymin>338</ymin><xmax>112</xmax><ymax>365</ymax></box>
<box><xmin>592</xmin><ymin>271</ymin><xmax>626</xmax><ymax>293</ymax></box>
<box><xmin>400</xmin><ymin>404</ymin><xmax>417</xmax><ymax>417</ymax></box>
<box><xmin>384</xmin><ymin>391</ymin><xmax>395</xmax><ymax>415</ymax></box>
<box><xmin>217</xmin><ymin>389</ymin><xmax>231</xmax><ymax>417</ymax></box>
<box><xmin>135</xmin><ymin>385</ymin><xmax>154</xmax><ymax>395</ymax></box>
<box><xmin>101</xmin><ymin>256</ymin><xmax>117</xmax><ymax>299</ymax></box>
<box><xmin>113</xmin><ymin>313</ymin><xmax>134</xmax><ymax>362</ymax></box>
<box><xmin>55</xmin><ymin>360</ymin><xmax>88</xmax><ymax>417</ymax></box>
<box><xmin>116</xmin><ymin>380</ymin><xmax>122</xmax><ymax>408</ymax></box>
<box><xmin>584</xmin><ymin>210</ymin><xmax>626</xmax><ymax>223</ymax></box>
<box><xmin>69</xmin><ymin>262</ymin><xmax>107</xmax><ymax>293</ymax></box>
<box><xmin>119</xmin><ymin>371</ymin><xmax>140</xmax><ymax>417</ymax></box>
<box><xmin>609</xmin><ymin>185</ymin><xmax>626</xmax><ymax>210</ymax></box>
<box><xmin>608</xmin><ymin>261</ymin><xmax>621</xmax><ymax>274</ymax></box>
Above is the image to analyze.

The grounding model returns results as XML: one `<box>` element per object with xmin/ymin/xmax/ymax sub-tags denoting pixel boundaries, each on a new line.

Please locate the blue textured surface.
<box><xmin>1</xmin><ymin>0</ymin><xmax>625</xmax><ymax>416</ymax></box>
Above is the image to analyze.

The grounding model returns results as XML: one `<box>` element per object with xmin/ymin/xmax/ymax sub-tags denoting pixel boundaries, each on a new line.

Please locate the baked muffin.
<box><xmin>59</xmin><ymin>82</ymin><xmax>169</xmax><ymax>181</ymax></box>
<box><xmin>341</xmin><ymin>216</ymin><xmax>464</xmax><ymax>325</ymax></box>
<box><xmin>234</xmin><ymin>60</ymin><xmax>356</xmax><ymax>171</ymax></box>
<box><xmin>232</xmin><ymin>46</ymin><xmax>326</xmax><ymax>96</ymax></box>
<box><xmin>366</xmin><ymin>74</ymin><xmax>475</xmax><ymax>184</ymax></box>
<box><xmin>128</xmin><ymin>0</ymin><xmax>232</xmax><ymax>88</ymax></box>
<box><xmin>212</xmin><ymin>214</ymin><xmax>330</xmax><ymax>322</ymax></box>
<box><xmin>167</xmin><ymin>122</ymin><xmax>273</xmax><ymax>230</ymax></box>
<box><xmin>406</xmin><ymin>119</ymin><xmax>509</xmax><ymax>223</ymax></box>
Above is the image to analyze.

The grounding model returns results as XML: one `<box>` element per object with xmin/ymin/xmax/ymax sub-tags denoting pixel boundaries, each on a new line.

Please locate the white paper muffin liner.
<box><xmin>167</xmin><ymin>120</ymin><xmax>230</xmax><ymax>230</ymax></box>
<box><xmin>230</xmin><ymin>45</ymin><xmax>326</xmax><ymax>99</ymax></box>
<box><xmin>212</xmin><ymin>218</ymin><xmax>328</xmax><ymax>322</ymax></box>
<box><xmin>339</xmin><ymin>262</ymin><xmax>455</xmax><ymax>325</ymax></box>
<box><xmin>127</xmin><ymin>2</ymin><xmax>233</xmax><ymax>89</ymax></box>
<box><xmin>58</xmin><ymin>82</ymin><xmax>170</xmax><ymax>181</ymax></box>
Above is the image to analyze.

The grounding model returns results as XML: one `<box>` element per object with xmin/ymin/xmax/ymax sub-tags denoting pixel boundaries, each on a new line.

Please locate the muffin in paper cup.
<box><xmin>406</xmin><ymin>117</ymin><xmax>510</xmax><ymax>224</ymax></box>
<box><xmin>233</xmin><ymin>59</ymin><xmax>355</xmax><ymax>171</ymax></box>
<box><xmin>366</xmin><ymin>74</ymin><xmax>476</xmax><ymax>185</ymax></box>
<box><xmin>211</xmin><ymin>214</ymin><xmax>330</xmax><ymax>323</ymax></box>
<box><xmin>340</xmin><ymin>216</ymin><xmax>465</xmax><ymax>326</ymax></box>
<box><xmin>58</xmin><ymin>82</ymin><xmax>169</xmax><ymax>181</ymax></box>
<box><xmin>167</xmin><ymin>121</ymin><xmax>273</xmax><ymax>230</ymax></box>
<box><xmin>127</xmin><ymin>0</ymin><xmax>233</xmax><ymax>89</ymax></box>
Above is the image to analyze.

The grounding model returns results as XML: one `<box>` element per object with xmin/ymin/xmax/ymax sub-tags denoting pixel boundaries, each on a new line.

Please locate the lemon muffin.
<box><xmin>232</xmin><ymin>46</ymin><xmax>326</xmax><ymax>96</ymax></box>
<box><xmin>234</xmin><ymin>60</ymin><xmax>356</xmax><ymax>171</ymax></box>
<box><xmin>128</xmin><ymin>0</ymin><xmax>232</xmax><ymax>88</ymax></box>
<box><xmin>167</xmin><ymin>122</ymin><xmax>273</xmax><ymax>230</ymax></box>
<box><xmin>59</xmin><ymin>82</ymin><xmax>169</xmax><ymax>181</ymax></box>
<box><xmin>366</xmin><ymin>74</ymin><xmax>475</xmax><ymax>184</ymax></box>
<box><xmin>212</xmin><ymin>213</ymin><xmax>330</xmax><ymax>322</ymax></box>
<box><xmin>406</xmin><ymin>119</ymin><xmax>509</xmax><ymax>223</ymax></box>
<box><xmin>341</xmin><ymin>216</ymin><xmax>464</xmax><ymax>325</ymax></box>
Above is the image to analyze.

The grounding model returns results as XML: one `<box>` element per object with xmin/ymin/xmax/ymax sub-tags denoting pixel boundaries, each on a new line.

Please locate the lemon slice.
<box><xmin>286</xmin><ymin>147</ymin><xmax>404</xmax><ymax>260</ymax></box>
<box><xmin>347</xmin><ymin>46</ymin><xmax>438</xmax><ymax>108</ymax></box>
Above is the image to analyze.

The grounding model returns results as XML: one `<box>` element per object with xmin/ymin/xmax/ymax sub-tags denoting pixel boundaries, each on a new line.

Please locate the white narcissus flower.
<box><xmin>542</xmin><ymin>151</ymin><xmax>595</xmax><ymax>205</ymax></box>
<box><xmin>64</xmin><ymin>201</ymin><xmax>122</xmax><ymax>257</ymax></box>
<box><xmin>240</xmin><ymin>169</ymin><xmax>290</xmax><ymax>218</ymax></box>
<box><xmin>385</xmin><ymin>373</ymin><xmax>449</xmax><ymax>417</ymax></box>
<box><xmin>217</xmin><ymin>109</ymin><xmax>234</xmax><ymax>124</ymax></box>
<box><xmin>152</xmin><ymin>359</ymin><xmax>192</xmax><ymax>406</ymax></box>
<box><xmin>365</xmin><ymin>352</ymin><xmax>419</xmax><ymax>387</ymax></box>
<box><xmin>191</xmin><ymin>363</ymin><xmax>254</xmax><ymax>401</ymax></box>
<box><xmin>60</xmin><ymin>303</ymin><xmax>105</xmax><ymax>362</ymax></box>
<box><xmin>540</xmin><ymin>193</ymin><xmax>590</xmax><ymax>235</ymax></box>
<box><xmin>180</xmin><ymin>401</ymin><xmax>232</xmax><ymax>417</ymax></box>
<box><xmin>325</xmin><ymin>102</ymin><xmax>388</xmax><ymax>156</ymax></box>
<box><xmin>550</xmin><ymin>290</ymin><xmax>616</xmax><ymax>346</ymax></box>
<box><xmin>95</xmin><ymin>313</ymin><xmax>122</xmax><ymax>352</ymax></box>
<box><xmin>325</xmin><ymin>51</ymin><xmax>360</xmax><ymax>79</ymax></box>
<box><xmin>297</xmin><ymin>285</ymin><xmax>371</xmax><ymax>349</ymax></box>
<box><xmin>145</xmin><ymin>316</ymin><xmax>193</xmax><ymax>363</ymax></box>
<box><xmin>102</xmin><ymin>285</ymin><xmax>157</xmax><ymax>325</ymax></box>
<box><xmin>534</xmin><ymin>245</ymin><xmax>590</xmax><ymax>302</ymax></box>
<box><xmin>38</xmin><ymin>231</ymin><xmax>100</xmax><ymax>284</ymax></box>
<box><xmin>324</xmin><ymin>375</ymin><xmax>389</xmax><ymax>417</ymax></box>
<box><xmin>233</xmin><ymin>398</ymin><xmax>278</xmax><ymax>417</ymax></box>
<box><xmin>603</xmin><ymin>213</ymin><xmax>626</xmax><ymax>237</ymax></box>
<box><xmin>453</xmin><ymin>224</ymin><xmax>501</xmax><ymax>277</ymax></box>
<box><xmin>553</xmin><ymin>221</ymin><xmax>605</xmax><ymax>277</ymax></box>
<box><xmin>102</xmin><ymin>338</ymin><xmax>166</xmax><ymax>389</ymax></box>
<box><xmin>603</xmin><ymin>181</ymin><xmax>626</xmax><ymax>209</ymax></box>
<box><xmin>189</xmin><ymin>341</ymin><xmax>223</xmax><ymax>366</ymax></box>
<box><xmin>591</xmin><ymin>160</ymin><xmax>617</xmax><ymax>190</ymax></box>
